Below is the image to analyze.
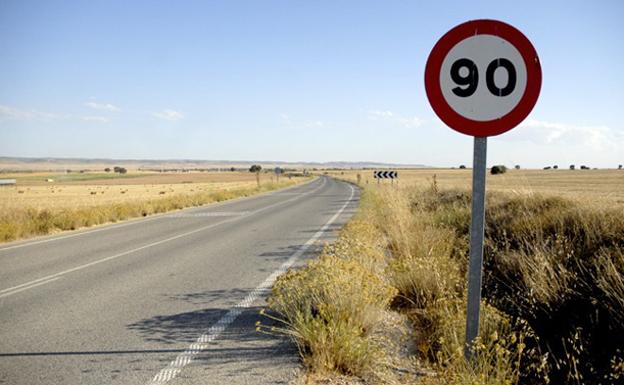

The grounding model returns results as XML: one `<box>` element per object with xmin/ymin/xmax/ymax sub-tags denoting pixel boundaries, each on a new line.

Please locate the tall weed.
<box><xmin>267</xmin><ymin>219</ymin><xmax>396</xmax><ymax>377</ymax></box>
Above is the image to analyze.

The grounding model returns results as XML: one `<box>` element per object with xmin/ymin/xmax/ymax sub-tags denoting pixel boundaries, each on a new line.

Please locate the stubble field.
<box><xmin>0</xmin><ymin>171</ymin><xmax>306</xmax><ymax>242</ymax></box>
<box><xmin>324</xmin><ymin>168</ymin><xmax>624</xmax><ymax>206</ymax></box>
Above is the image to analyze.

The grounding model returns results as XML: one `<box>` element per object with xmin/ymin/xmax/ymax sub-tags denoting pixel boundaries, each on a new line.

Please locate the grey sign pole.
<box><xmin>464</xmin><ymin>136</ymin><xmax>487</xmax><ymax>361</ymax></box>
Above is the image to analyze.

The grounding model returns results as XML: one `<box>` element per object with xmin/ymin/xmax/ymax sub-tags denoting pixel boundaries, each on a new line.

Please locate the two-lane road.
<box><xmin>0</xmin><ymin>176</ymin><xmax>359</xmax><ymax>385</ymax></box>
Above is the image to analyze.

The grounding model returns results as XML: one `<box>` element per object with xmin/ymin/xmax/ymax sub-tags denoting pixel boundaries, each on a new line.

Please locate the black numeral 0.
<box><xmin>486</xmin><ymin>58</ymin><xmax>516</xmax><ymax>96</ymax></box>
<box><xmin>450</xmin><ymin>58</ymin><xmax>516</xmax><ymax>97</ymax></box>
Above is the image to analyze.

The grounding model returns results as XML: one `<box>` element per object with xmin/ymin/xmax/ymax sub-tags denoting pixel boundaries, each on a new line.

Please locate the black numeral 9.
<box><xmin>451</xmin><ymin>58</ymin><xmax>478</xmax><ymax>97</ymax></box>
<box><xmin>450</xmin><ymin>58</ymin><xmax>517</xmax><ymax>97</ymax></box>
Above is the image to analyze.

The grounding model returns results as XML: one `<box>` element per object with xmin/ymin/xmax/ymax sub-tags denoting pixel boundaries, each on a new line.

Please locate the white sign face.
<box><xmin>439</xmin><ymin>35</ymin><xmax>528</xmax><ymax>121</ymax></box>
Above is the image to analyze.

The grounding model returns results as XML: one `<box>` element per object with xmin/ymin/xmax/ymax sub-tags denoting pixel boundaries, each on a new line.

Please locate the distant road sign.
<box><xmin>425</xmin><ymin>19</ymin><xmax>541</xmax><ymax>137</ymax></box>
<box><xmin>373</xmin><ymin>171</ymin><xmax>398</xmax><ymax>179</ymax></box>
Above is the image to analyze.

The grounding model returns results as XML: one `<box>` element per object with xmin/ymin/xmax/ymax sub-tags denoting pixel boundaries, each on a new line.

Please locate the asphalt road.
<box><xmin>0</xmin><ymin>176</ymin><xmax>359</xmax><ymax>385</ymax></box>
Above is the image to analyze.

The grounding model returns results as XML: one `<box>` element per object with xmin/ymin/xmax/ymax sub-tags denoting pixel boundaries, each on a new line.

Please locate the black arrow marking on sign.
<box><xmin>373</xmin><ymin>170</ymin><xmax>399</xmax><ymax>179</ymax></box>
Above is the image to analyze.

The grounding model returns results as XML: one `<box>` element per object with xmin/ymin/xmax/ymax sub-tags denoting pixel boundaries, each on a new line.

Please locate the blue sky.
<box><xmin>1</xmin><ymin>0</ymin><xmax>622</xmax><ymax>168</ymax></box>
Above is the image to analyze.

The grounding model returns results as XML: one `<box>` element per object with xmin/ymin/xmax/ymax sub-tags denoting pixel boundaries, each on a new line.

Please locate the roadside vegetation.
<box><xmin>0</xmin><ymin>173</ymin><xmax>308</xmax><ymax>242</ymax></box>
<box><xmin>266</xmin><ymin>172</ymin><xmax>624</xmax><ymax>384</ymax></box>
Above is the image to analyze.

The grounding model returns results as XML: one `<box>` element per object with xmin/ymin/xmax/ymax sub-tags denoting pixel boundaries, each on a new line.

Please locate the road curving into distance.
<box><xmin>0</xmin><ymin>176</ymin><xmax>359</xmax><ymax>385</ymax></box>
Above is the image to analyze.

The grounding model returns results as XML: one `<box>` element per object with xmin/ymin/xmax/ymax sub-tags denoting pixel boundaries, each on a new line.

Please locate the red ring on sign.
<box><xmin>424</xmin><ymin>19</ymin><xmax>541</xmax><ymax>137</ymax></box>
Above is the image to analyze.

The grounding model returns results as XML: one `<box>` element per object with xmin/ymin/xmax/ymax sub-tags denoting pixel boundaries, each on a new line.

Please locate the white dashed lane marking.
<box><xmin>147</xmin><ymin>184</ymin><xmax>355</xmax><ymax>384</ymax></box>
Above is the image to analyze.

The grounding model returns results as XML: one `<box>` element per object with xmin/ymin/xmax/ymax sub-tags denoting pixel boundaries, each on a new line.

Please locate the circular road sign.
<box><xmin>425</xmin><ymin>19</ymin><xmax>541</xmax><ymax>137</ymax></box>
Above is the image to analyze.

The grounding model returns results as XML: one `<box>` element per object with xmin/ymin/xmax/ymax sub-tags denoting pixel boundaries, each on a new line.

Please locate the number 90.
<box><xmin>451</xmin><ymin>58</ymin><xmax>517</xmax><ymax>97</ymax></box>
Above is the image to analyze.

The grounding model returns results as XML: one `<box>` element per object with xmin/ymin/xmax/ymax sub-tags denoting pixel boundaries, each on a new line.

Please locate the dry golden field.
<box><xmin>1</xmin><ymin>170</ymin><xmax>261</xmax><ymax>185</ymax></box>
<box><xmin>1</xmin><ymin>181</ymin><xmax>258</xmax><ymax>209</ymax></box>
<box><xmin>0</xmin><ymin>171</ymin><xmax>307</xmax><ymax>242</ymax></box>
<box><xmin>0</xmin><ymin>172</ymin><xmax>272</xmax><ymax>209</ymax></box>
<box><xmin>324</xmin><ymin>168</ymin><xmax>624</xmax><ymax>206</ymax></box>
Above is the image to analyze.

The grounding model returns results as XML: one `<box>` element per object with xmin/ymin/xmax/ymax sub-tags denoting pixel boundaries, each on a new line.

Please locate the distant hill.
<box><xmin>0</xmin><ymin>157</ymin><xmax>428</xmax><ymax>172</ymax></box>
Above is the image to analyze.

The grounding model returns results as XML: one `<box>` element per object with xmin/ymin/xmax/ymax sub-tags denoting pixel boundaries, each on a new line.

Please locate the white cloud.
<box><xmin>0</xmin><ymin>105</ymin><xmax>111</xmax><ymax>124</ymax></box>
<box><xmin>84</xmin><ymin>101</ymin><xmax>120</xmax><ymax>112</ymax></box>
<box><xmin>508</xmin><ymin>119</ymin><xmax>624</xmax><ymax>152</ymax></box>
<box><xmin>81</xmin><ymin>116</ymin><xmax>109</xmax><ymax>123</ymax></box>
<box><xmin>397</xmin><ymin>116</ymin><xmax>425</xmax><ymax>128</ymax></box>
<box><xmin>305</xmin><ymin>120</ymin><xmax>324</xmax><ymax>128</ymax></box>
<box><xmin>0</xmin><ymin>105</ymin><xmax>62</xmax><ymax>121</ymax></box>
<box><xmin>153</xmin><ymin>109</ymin><xmax>185</xmax><ymax>121</ymax></box>
<box><xmin>279</xmin><ymin>113</ymin><xmax>325</xmax><ymax>129</ymax></box>
<box><xmin>368</xmin><ymin>110</ymin><xmax>394</xmax><ymax>118</ymax></box>
<box><xmin>367</xmin><ymin>109</ymin><xmax>424</xmax><ymax>128</ymax></box>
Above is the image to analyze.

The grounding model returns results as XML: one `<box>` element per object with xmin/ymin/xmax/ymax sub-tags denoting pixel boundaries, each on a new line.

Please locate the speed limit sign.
<box><xmin>425</xmin><ymin>19</ymin><xmax>541</xmax><ymax>136</ymax></box>
<box><xmin>424</xmin><ymin>20</ymin><xmax>541</xmax><ymax>361</ymax></box>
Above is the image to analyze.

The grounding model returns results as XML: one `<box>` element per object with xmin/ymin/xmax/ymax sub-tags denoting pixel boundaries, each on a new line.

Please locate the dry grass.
<box><xmin>384</xmin><ymin>185</ymin><xmax>623</xmax><ymax>384</ymax></box>
<box><xmin>266</xmin><ymin>219</ymin><xmax>397</xmax><ymax>380</ymax></box>
<box><xmin>371</xmin><ymin>186</ymin><xmax>541</xmax><ymax>385</ymax></box>
<box><xmin>268</xmin><ymin>171</ymin><xmax>624</xmax><ymax>385</ymax></box>
<box><xmin>0</xmin><ymin>172</ymin><xmax>308</xmax><ymax>242</ymax></box>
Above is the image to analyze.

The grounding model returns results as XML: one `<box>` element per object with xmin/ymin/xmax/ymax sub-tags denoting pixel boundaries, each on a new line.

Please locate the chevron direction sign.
<box><xmin>373</xmin><ymin>170</ymin><xmax>398</xmax><ymax>179</ymax></box>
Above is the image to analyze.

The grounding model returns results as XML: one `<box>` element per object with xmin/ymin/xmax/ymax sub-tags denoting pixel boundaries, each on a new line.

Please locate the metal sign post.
<box><xmin>465</xmin><ymin>136</ymin><xmax>487</xmax><ymax>359</ymax></box>
<box><xmin>424</xmin><ymin>19</ymin><xmax>541</xmax><ymax>363</ymax></box>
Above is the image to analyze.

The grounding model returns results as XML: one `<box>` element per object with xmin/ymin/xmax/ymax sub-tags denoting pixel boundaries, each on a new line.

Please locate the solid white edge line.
<box><xmin>0</xmin><ymin>178</ymin><xmax>328</xmax><ymax>298</ymax></box>
<box><xmin>147</xmin><ymin>183</ymin><xmax>356</xmax><ymax>385</ymax></box>
<box><xmin>0</xmin><ymin>177</ymin><xmax>320</xmax><ymax>252</ymax></box>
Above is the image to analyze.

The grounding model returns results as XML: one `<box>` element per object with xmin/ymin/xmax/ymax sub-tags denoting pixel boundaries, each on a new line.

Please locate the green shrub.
<box><xmin>490</xmin><ymin>165</ymin><xmax>507</xmax><ymax>175</ymax></box>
